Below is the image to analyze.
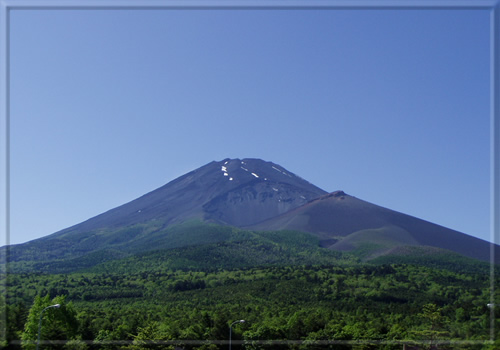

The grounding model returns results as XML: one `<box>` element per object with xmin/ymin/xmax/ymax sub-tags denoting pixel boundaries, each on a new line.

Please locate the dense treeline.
<box><xmin>2</xmin><ymin>262</ymin><xmax>498</xmax><ymax>349</ymax></box>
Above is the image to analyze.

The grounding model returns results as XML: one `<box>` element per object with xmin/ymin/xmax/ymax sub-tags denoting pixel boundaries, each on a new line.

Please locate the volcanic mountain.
<box><xmin>5</xmin><ymin>158</ymin><xmax>498</xmax><ymax>269</ymax></box>
<box><xmin>6</xmin><ymin>158</ymin><xmax>326</xmax><ymax>264</ymax></box>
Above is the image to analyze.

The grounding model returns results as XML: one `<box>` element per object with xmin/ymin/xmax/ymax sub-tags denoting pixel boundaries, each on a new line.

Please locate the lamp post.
<box><xmin>229</xmin><ymin>319</ymin><xmax>245</xmax><ymax>350</ymax></box>
<box><xmin>36</xmin><ymin>304</ymin><xmax>60</xmax><ymax>350</ymax></box>
<box><xmin>487</xmin><ymin>303</ymin><xmax>495</xmax><ymax>341</ymax></box>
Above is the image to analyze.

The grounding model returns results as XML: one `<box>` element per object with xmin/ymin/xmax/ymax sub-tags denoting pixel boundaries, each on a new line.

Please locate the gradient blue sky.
<box><xmin>8</xmin><ymin>6</ymin><xmax>492</xmax><ymax>245</ymax></box>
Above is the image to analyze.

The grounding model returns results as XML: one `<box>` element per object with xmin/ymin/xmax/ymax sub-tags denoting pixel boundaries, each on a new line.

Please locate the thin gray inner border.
<box><xmin>0</xmin><ymin>0</ymin><xmax>498</xmax><ymax>345</ymax></box>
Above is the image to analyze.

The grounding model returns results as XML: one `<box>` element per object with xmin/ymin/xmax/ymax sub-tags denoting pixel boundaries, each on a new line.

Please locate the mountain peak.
<box><xmin>39</xmin><ymin>158</ymin><xmax>327</xmax><ymax>240</ymax></box>
<box><xmin>200</xmin><ymin>158</ymin><xmax>327</xmax><ymax>226</ymax></box>
<box><xmin>213</xmin><ymin>158</ymin><xmax>301</xmax><ymax>185</ymax></box>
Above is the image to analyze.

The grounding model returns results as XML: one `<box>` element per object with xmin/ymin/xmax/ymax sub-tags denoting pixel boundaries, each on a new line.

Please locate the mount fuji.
<box><xmin>5</xmin><ymin>158</ymin><xmax>498</xmax><ymax>270</ymax></box>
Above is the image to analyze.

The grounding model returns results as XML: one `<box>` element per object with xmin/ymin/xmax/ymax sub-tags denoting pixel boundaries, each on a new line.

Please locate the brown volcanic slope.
<box><xmin>248</xmin><ymin>191</ymin><xmax>497</xmax><ymax>263</ymax></box>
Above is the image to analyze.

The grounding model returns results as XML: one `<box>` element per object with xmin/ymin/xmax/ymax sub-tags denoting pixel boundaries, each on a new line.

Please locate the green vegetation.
<box><xmin>7</xmin><ymin>224</ymin><xmax>358</xmax><ymax>274</ymax></box>
<box><xmin>1</xmin><ymin>225</ymin><xmax>498</xmax><ymax>349</ymax></box>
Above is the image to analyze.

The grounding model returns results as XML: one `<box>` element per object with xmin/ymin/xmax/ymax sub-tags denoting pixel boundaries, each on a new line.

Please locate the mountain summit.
<box><xmin>6</xmin><ymin>158</ymin><xmax>498</xmax><ymax>269</ymax></box>
<box><xmin>54</xmin><ymin>158</ymin><xmax>327</xmax><ymax>233</ymax></box>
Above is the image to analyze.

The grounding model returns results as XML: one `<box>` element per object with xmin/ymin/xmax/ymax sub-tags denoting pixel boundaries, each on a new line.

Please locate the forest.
<box><xmin>1</xmin><ymin>228</ymin><xmax>498</xmax><ymax>349</ymax></box>
<box><xmin>1</xmin><ymin>261</ymin><xmax>498</xmax><ymax>349</ymax></box>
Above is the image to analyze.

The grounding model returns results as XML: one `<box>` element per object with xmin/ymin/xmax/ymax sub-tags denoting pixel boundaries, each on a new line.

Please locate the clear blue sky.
<box><xmin>8</xmin><ymin>6</ymin><xmax>492</xmax><ymax>245</ymax></box>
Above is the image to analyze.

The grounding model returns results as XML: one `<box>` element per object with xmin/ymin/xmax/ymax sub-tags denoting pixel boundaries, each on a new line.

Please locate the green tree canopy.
<box><xmin>21</xmin><ymin>295</ymin><xmax>81</xmax><ymax>350</ymax></box>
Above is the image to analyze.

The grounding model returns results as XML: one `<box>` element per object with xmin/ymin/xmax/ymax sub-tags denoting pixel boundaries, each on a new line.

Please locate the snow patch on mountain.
<box><xmin>272</xmin><ymin>165</ymin><xmax>293</xmax><ymax>178</ymax></box>
<box><xmin>221</xmin><ymin>164</ymin><xmax>233</xmax><ymax>180</ymax></box>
